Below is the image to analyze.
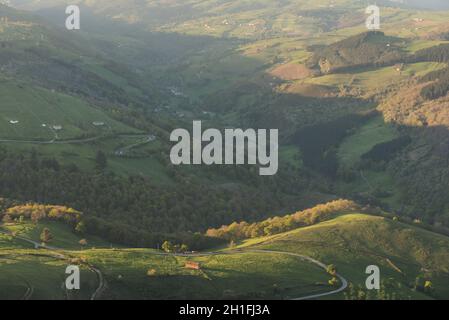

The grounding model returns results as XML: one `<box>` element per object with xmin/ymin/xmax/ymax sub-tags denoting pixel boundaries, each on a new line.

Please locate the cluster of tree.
<box><xmin>40</xmin><ymin>227</ymin><xmax>53</xmax><ymax>244</ymax></box>
<box><xmin>306</xmin><ymin>32</ymin><xmax>404</xmax><ymax>74</ymax></box>
<box><xmin>412</xmin><ymin>44</ymin><xmax>449</xmax><ymax>64</ymax></box>
<box><xmin>419</xmin><ymin>67</ymin><xmax>449</xmax><ymax>100</ymax></box>
<box><xmin>361</xmin><ymin>136</ymin><xmax>412</xmax><ymax>163</ymax></box>
<box><xmin>206</xmin><ymin>200</ymin><xmax>359</xmax><ymax>241</ymax></box>
<box><xmin>81</xmin><ymin>215</ymin><xmax>224</xmax><ymax>250</ymax></box>
<box><xmin>0</xmin><ymin>198</ymin><xmax>17</xmax><ymax>212</ymax></box>
<box><xmin>414</xmin><ymin>275</ymin><xmax>434</xmax><ymax>296</ymax></box>
<box><xmin>0</xmin><ymin>148</ymin><xmax>310</xmax><ymax>250</ymax></box>
<box><xmin>161</xmin><ymin>240</ymin><xmax>189</xmax><ymax>253</ymax></box>
<box><xmin>3</xmin><ymin>204</ymin><xmax>81</xmax><ymax>225</ymax></box>
<box><xmin>292</xmin><ymin>113</ymin><xmax>373</xmax><ymax>177</ymax></box>
<box><xmin>409</xmin><ymin>44</ymin><xmax>449</xmax><ymax>100</ymax></box>
<box><xmin>344</xmin><ymin>282</ymin><xmax>404</xmax><ymax>300</ymax></box>
<box><xmin>345</xmin><ymin>275</ymin><xmax>435</xmax><ymax>300</ymax></box>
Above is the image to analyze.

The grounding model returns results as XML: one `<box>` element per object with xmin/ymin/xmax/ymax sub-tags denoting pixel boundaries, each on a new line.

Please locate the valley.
<box><xmin>1</xmin><ymin>0</ymin><xmax>449</xmax><ymax>300</ymax></box>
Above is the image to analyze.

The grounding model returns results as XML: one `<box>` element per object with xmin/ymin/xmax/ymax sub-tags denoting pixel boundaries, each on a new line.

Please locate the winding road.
<box><xmin>184</xmin><ymin>249</ymin><xmax>346</xmax><ymax>300</ymax></box>
<box><xmin>0</xmin><ymin>229</ymin><xmax>106</xmax><ymax>300</ymax></box>
<box><xmin>1</xmin><ymin>230</ymin><xmax>347</xmax><ymax>300</ymax></box>
<box><xmin>0</xmin><ymin>135</ymin><xmax>106</xmax><ymax>145</ymax></box>
<box><xmin>144</xmin><ymin>248</ymin><xmax>348</xmax><ymax>300</ymax></box>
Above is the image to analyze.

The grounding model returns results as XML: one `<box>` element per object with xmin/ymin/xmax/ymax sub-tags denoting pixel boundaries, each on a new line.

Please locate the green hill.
<box><xmin>1</xmin><ymin>0</ymin><xmax>449</xmax><ymax>301</ymax></box>
<box><xmin>2</xmin><ymin>207</ymin><xmax>449</xmax><ymax>299</ymax></box>
<box><xmin>236</xmin><ymin>213</ymin><xmax>449</xmax><ymax>299</ymax></box>
<box><xmin>0</xmin><ymin>79</ymin><xmax>137</xmax><ymax>140</ymax></box>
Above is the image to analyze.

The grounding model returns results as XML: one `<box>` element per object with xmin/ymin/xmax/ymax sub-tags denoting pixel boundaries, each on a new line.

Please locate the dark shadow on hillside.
<box><xmin>3</xmin><ymin>4</ymin><xmax>449</xmax><ymax>241</ymax></box>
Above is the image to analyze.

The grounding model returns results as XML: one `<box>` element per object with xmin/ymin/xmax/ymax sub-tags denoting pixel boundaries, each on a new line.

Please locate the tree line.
<box><xmin>410</xmin><ymin>44</ymin><xmax>449</xmax><ymax>100</ymax></box>
<box><xmin>0</xmin><ymin>147</ymin><xmax>309</xmax><ymax>250</ymax></box>
<box><xmin>206</xmin><ymin>200</ymin><xmax>359</xmax><ymax>241</ymax></box>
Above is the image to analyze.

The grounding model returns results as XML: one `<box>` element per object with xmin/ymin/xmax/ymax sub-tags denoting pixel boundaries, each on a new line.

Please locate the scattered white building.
<box><xmin>52</xmin><ymin>125</ymin><xmax>63</xmax><ymax>131</ymax></box>
<box><xmin>93</xmin><ymin>121</ymin><xmax>105</xmax><ymax>127</ymax></box>
<box><xmin>9</xmin><ymin>120</ymin><xmax>19</xmax><ymax>124</ymax></box>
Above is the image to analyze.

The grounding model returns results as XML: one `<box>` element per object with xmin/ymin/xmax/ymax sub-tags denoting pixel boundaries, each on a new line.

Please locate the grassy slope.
<box><xmin>2</xmin><ymin>221</ymin><xmax>113</xmax><ymax>250</ymax></box>
<box><xmin>335</xmin><ymin>116</ymin><xmax>403</xmax><ymax>208</ymax></box>
<box><xmin>302</xmin><ymin>62</ymin><xmax>447</xmax><ymax>96</ymax></box>
<box><xmin>0</xmin><ymin>79</ymin><xmax>137</xmax><ymax>140</ymax></box>
<box><xmin>0</xmin><ymin>249</ymin><xmax>97</xmax><ymax>300</ymax></box>
<box><xmin>338</xmin><ymin>116</ymin><xmax>399</xmax><ymax>168</ymax></box>
<box><xmin>4</xmin><ymin>135</ymin><xmax>172</xmax><ymax>183</ymax></box>
<box><xmin>237</xmin><ymin>213</ymin><xmax>449</xmax><ymax>299</ymax></box>
<box><xmin>76</xmin><ymin>249</ymin><xmax>332</xmax><ymax>300</ymax></box>
<box><xmin>2</xmin><ymin>212</ymin><xmax>449</xmax><ymax>299</ymax></box>
<box><xmin>0</xmin><ymin>220</ymin><xmax>334</xmax><ymax>299</ymax></box>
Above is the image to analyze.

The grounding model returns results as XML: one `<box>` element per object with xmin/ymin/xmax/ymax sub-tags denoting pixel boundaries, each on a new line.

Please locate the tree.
<box><xmin>147</xmin><ymin>269</ymin><xmax>157</xmax><ymax>277</ymax></box>
<box><xmin>329</xmin><ymin>277</ymin><xmax>339</xmax><ymax>287</ymax></box>
<box><xmin>95</xmin><ymin>151</ymin><xmax>108</xmax><ymax>171</ymax></box>
<box><xmin>326</xmin><ymin>264</ymin><xmax>337</xmax><ymax>276</ymax></box>
<box><xmin>424</xmin><ymin>280</ymin><xmax>433</xmax><ymax>294</ymax></box>
<box><xmin>75</xmin><ymin>221</ymin><xmax>86</xmax><ymax>234</ymax></box>
<box><xmin>2</xmin><ymin>214</ymin><xmax>12</xmax><ymax>223</ymax></box>
<box><xmin>161</xmin><ymin>240</ymin><xmax>173</xmax><ymax>253</ymax></box>
<box><xmin>40</xmin><ymin>228</ymin><xmax>53</xmax><ymax>244</ymax></box>
<box><xmin>79</xmin><ymin>239</ymin><xmax>88</xmax><ymax>247</ymax></box>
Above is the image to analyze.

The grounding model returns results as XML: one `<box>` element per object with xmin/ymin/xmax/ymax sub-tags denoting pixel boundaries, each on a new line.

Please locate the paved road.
<box><xmin>0</xmin><ymin>132</ymin><xmax>150</xmax><ymax>146</ymax></box>
<box><xmin>0</xmin><ymin>135</ymin><xmax>105</xmax><ymax>145</ymax></box>
<box><xmin>90</xmin><ymin>265</ymin><xmax>106</xmax><ymax>300</ymax></box>
<box><xmin>21</xmin><ymin>282</ymin><xmax>34</xmax><ymax>300</ymax></box>
<box><xmin>114</xmin><ymin>135</ymin><xmax>156</xmax><ymax>156</ymax></box>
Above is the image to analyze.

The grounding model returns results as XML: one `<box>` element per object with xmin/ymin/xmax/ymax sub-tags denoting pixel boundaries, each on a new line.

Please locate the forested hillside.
<box><xmin>1</xmin><ymin>0</ymin><xmax>449</xmax><ymax>300</ymax></box>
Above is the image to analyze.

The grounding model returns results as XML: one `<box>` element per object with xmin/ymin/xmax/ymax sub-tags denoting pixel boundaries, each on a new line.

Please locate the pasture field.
<box><xmin>0</xmin><ymin>249</ymin><xmax>97</xmax><ymax>300</ymax></box>
<box><xmin>2</xmin><ymin>221</ymin><xmax>113</xmax><ymax>250</ymax></box>
<box><xmin>237</xmin><ymin>213</ymin><xmax>449</xmax><ymax>300</ymax></box>
<box><xmin>0</xmin><ymin>80</ymin><xmax>138</xmax><ymax>141</ymax></box>
<box><xmin>76</xmin><ymin>249</ymin><xmax>333</xmax><ymax>300</ymax></box>
<box><xmin>303</xmin><ymin>62</ymin><xmax>447</xmax><ymax>95</ymax></box>
<box><xmin>2</xmin><ymin>211</ymin><xmax>449</xmax><ymax>299</ymax></box>
<box><xmin>338</xmin><ymin>116</ymin><xmax>399</xmax><ymax>168</ymax></box>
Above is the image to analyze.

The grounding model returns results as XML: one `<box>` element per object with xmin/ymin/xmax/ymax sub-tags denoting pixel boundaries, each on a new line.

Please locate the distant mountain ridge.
<box><xmin>388</xmin><ymin>0</ymin><xmax>449</xmax><ymax>10</ymax></box>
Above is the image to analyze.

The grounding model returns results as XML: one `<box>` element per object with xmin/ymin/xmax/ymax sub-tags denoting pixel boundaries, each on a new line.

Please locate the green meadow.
<box><xmin>0</xmin><ymin>80</ymin><xmax>137</xmax><ymax>141</ymax></box>
<box><xmin>2</xmin><ymin>210</ymin><xmax>449</xmax><ymax>299</ymax></box>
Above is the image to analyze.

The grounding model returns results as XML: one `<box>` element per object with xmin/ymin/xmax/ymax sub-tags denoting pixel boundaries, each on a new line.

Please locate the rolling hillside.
<box><xmin>239</xmin><ymin>213</ymin><xmax>449</xmax><ymax>299</ymax></box>
<box><xmin>1</xmin><ymin>0</ymin><xmax>449</xmax><ymax>301</ymax></box>
<box><xmin>0</xmin><ymin>79</ymin><xmax>137</xmax><ymax>140</ymax></box>
<box><xmin>1</xmin><ymin>202</ymin><xmax>449</xmax><ymax>299</ymax></box>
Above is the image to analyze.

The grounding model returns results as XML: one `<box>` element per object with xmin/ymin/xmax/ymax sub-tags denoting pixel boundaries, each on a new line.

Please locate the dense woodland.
<box><xmin>361</xmin><ymin>136</ymin><xmax>412</xmax><ymax>162</ymax></box>
<box><xmin>307</xmin><ymin>32</ymin><xmax>404</xmax><ymax>74</ymax></box>
<box><xmin>292</xmin><ymin>113</ymin><xmax>374</xmax><ymax>177</ymax></box>
<box><xmin>0</xmin><ymin>147</ymin><xmax>313</xmax><ymax>249</ymax></box>
<box><xmin>412</xmin><ymin>44</ymin><xmax>449</xmax><ymax>100</ymax></box>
